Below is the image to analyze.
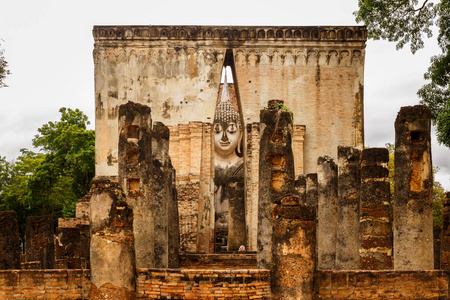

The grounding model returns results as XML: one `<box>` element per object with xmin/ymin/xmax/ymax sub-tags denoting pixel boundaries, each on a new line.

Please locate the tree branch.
<box><xmin>413</xmin><ymin>0</ymin><xmax>428</xmax><ymax>12</ymax></box>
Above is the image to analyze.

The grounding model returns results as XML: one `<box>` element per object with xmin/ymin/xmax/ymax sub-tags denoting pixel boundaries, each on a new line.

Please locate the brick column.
<box><xmin>25</xmin><ymin>215</ymin><xmax>54</xmax><ymax>269</ymax></box>
<box><xmin>336</xmin><ymin>146</ymin><xmax>361</xmax><ymax>270</ymax></box>
<box><xmin>197</xmin><ymin>123</ymin><xmax>214</xmax><ymax>254</ymax></box>
<box><xmin>257</xmin><ymin>100</ymin><xmax>295</xmax><ymax>270</ymax></box>
<box><xmin>317</xmin><ymin>157</ymin><xmax>338</xmax><ymax>270</ymax></box>
<box><xmin>306</xmin><ymin>173</ymin><xmax>318</xmax><ymax>208</ymax></box>
<box><xmin>360</xmin><ymin>148</ymin><xmax>393</xmax><ymax>269</ymax></box>
<box><xmin>228</xmin><ymin>176</ymin><xmax>246</xmax><ymax>251</ymax></box>
<box><xmin>394</xmin><ymin>105</ymin><xmax>433</xmax><ymax>270</ymax></box>
<box><xmin>246</xmin><ymin>122</ymin><xmax>260</xmax><ymax>252</ymax></box>
<box><xmin>295</xmin><ymin>175</ymin><xmax>306</xmax><ymax>204</ymax></box>
<box><xmin>118</xmin><ymin>101</ymin><xmax>153</xmax><ymax>268</ymax></box>
<box><xmin>152</xmin><ymin>122</ymin><xmax>179</xmax><ymax>268</ymax></box>
<box><xmin>272</xmin><ymin>195</ymin><xmax>316</xmax><ymax>299</ymax></box>
<box><xmin>90</xmin><ymin>178</ymin><xmax>135</xmax><ymax>299</ymax></box>
<box><xmin>0</xmin><ymin>211</ymin><xmax>20</xmax><ymax>269</ymax></box>
<box><xmin>293</xmin><ymin>124</ymin><xmax>306</xmax><ymax>177</ymax></box>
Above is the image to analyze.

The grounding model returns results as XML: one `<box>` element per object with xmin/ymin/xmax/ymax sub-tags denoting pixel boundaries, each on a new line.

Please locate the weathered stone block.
<box><xmin>0</xmin><ymin>211</ymin><xmax>20</xmax><ymax>269</ymax></box>
<box><xmin>152</xmin><ymin>122</ymin><xmax>179</xmax><ymax>268</ymax></box>
<box><xmin>317</xmin><ymin>156</ymin><xmax>338</xmax><ymax>270</ymax></box>
<box><xmin>118</xmin><ymin>101</ymin><xmax>153</xmax><ymax>269</ymax></box>
<box><xmin>394</xmin><ymin>105</ymin><xmax>433</xmax><ymax>270</ymax></box>
<box><xmin>25</xmin><ymin>215</ymin><xmax>54</xmax><ymax>269</ymax></box>
<box><xmin>305</xmin><ymin>173</ymin><xmax>318</xmax><ymax>208</ymax></box>
<box><xmin>360</xmin><ymin>148</ymin><xmax>393</xmax><ymax>270</ymax></box>
<box><xmin>228</xmin><ymin>176</ymin><xmax>246</xmax><ymax>252</ymax></box>
<box><xmin>272</xmin><ymin>197</ymin><xmax>316</xmax><ymax>300</ymax></box>
<box><xmin>258</xmin><ymin>100</ymin><xmax>295</xmax><ymax>270</ymax></box>
<box><xmin>336</xmin><ymin>146</ymin><xmax>361</xmax><ymax>270</ymax></box>
<box><xmin>90</xmin><ymin>178</ymin><xmax>135</xmax><ymax>300</ymax></box>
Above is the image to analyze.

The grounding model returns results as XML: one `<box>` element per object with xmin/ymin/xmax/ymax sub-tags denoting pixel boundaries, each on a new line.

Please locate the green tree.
<box><xmin>0</xmin><ymin>150</ymin><xmax>45</xmax><ymax>236</ymax></box>
<box><xmin>355</xmin><ymin>0</ymin><xmax>450</xmax><ymax>147</ymax></box>
<box><xmin>30</xmin><ymin>107</ymin><xmax>95</xmax><ymax>217</ymax></box>
<box><xmin>0</xmin><ymin>108</ymin><xmax>95</xmax><ymax>234</ymax></box>
<box><xmin>0</xmin><ymin>39</ymin><xmax>11</xmax><ymax>88</ymax></box>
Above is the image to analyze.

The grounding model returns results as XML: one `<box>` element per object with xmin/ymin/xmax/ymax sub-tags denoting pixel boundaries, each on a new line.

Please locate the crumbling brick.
<box><xmin>0</xmin><ymin>211</ymin><xmax>20</xmax><ymax>270</ymax></box>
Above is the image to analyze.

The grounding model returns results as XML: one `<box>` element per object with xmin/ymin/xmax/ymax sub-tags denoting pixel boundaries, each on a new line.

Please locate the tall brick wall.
<box><xmin>93</xmin><ymin>25</ymin><xmax>366</xmax><ymax>180</ymax></box>
<box><xmin>136</xmin><ymin>269</ymin><xmax>271</xmax><ymax>299</ymax></box>
<box><xmin>169</xmin><ymin>123</ymin><xmax>212</xmax><ymax>253</ymax></box>
<box><xmin>317</xmin><ymin>270</ymin><xmax>449</xmax><ymax>299</ymax></box>
<box><xmin>1</xmin><ymin>269</ymin><xmax>448</xmax><ymax>299</ymax></box>
<box><xmin>0</xmin><ymin>270</ymin><xmax>90</xmax><ymax>299</ymax></box>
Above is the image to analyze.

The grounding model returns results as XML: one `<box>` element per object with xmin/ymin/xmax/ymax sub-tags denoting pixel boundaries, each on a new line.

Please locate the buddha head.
<box><xmin>214</xmin><ymin>100</ymin><xmax>242</xmax><ymax>157</ymax></box>
<box><xmin>213</xmin><ymin>79</ymin><xmax>242</xmax><ymax>158</ymax></box>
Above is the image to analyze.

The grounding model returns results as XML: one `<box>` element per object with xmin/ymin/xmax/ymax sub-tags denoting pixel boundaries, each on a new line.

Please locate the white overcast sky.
<box><xmin>0</xmin><ymin>0</ymin><xmax>449</xmax><ymax>190</ymax></box>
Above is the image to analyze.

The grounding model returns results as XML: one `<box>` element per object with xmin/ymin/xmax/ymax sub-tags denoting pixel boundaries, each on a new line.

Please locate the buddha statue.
<box><xmin>213</xmin><ymin>73</ymin><xmax>244</xmax><ymax>252</ymax></box>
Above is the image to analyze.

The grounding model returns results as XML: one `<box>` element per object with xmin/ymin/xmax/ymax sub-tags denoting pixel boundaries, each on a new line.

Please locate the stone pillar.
<box><xmin>305</xmin><ymin>173</ymin><xmax>318</xmax><ymax>208</ymax></box>
<box><xmin>0</xmin><ymin>211</ymin><xmax>20</xmax><ymax>269</ymax></box>
<box><xmin>152</xmin><ymin>122</ymin><xmax>179</xmax><ymax>268</ymax></box>
<box><xmin>317</xmin><ymin>157</ymin><xmax>338</xmax><ymax>270</ymax></box>
<box><xmin>272</xmin><ymin>195</ymin><xmax>316</xmax><ymax>300</ymax></box>
<box><xmin>336</xmin><ymin>146</ymin><xmax>361</xmax><ymax>270</ymax></box>
<box><xmin>246</xmin><ymin>122</ymin><xmax>260</xmax><ymax>252</ymax></box>
<box><xmin>295</xmin><ymin>175</ymin><xmax>306</xmax><ymax>204</ymax></box>
<box><xmin>394</xmin><ymin>105</ymin><xmax>433</xmax><ymax>270</ymax></box>
<box><xmin>25</xmin><ymin>215</ymin><xmax>54</xmax><ymax>269</ymax></box>
<box><xmin>228</xmin><ymin>176</ymin><xmax>246</xmax><ymax>251</ymax></box>
<box><xmin>360</xmin><ymin>148</ymin><xmax>393</xmax><ymax>270</ymax></box>
<box><xmin>293</xmin><ymin>124</ymin><xmax>306</xmax><ymax>177</ymax></box>
<box><xmin>118</xmin><ymin>101</ymin><xmax>153</xmax><ymax>268</ymax></box>
<box><xmin>434</xmin><ymin>226</ymin><xmax>441</xmax><ymax>269</ymax></box>
<box><xmin>90</xmin><ymin>178</ymin><xmax>135</xmax><ymax>299</ymax></box>
<box><xmin>197</xmin><ymin>123</ymin><xmax>214</xmax><ymax>254</ymax></box>
<box><xmin>441</xmin><ymin>192</ymin><xmax>450</xmax><ymax>270</ymax></box>
<box><xmin>257</xmin><ymin>100</ymin><xmax>295</xmax><ymax>270</ymax></box>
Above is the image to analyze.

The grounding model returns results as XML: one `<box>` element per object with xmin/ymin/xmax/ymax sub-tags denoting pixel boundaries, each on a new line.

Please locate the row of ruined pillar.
<box><xmin>0</xmin><ymin>101</ymin><xmax>439</xmax><ymax>300</ymax></box>
<box><xmin>256</xmin><ymin>102</ymin><xmax>435</xmax><ymax>299</ymax></box>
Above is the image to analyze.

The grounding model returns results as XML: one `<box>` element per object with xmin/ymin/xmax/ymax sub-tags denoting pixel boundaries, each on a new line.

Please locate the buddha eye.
<box><xmin>227</xmin><ymin>123</ymin><xmax>237</xmax><ymax>133</ymax></box>
<box><xmin>214</xmin><ymin>123</ymin><xmax>222</xmax><ymax>133</ymax></box>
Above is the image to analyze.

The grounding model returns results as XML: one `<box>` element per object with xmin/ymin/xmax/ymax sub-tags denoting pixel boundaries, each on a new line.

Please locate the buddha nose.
<box><xmin>221</xmin><ymin>131</ymin><xmax>228</xmax><ymax>142</ymax></box>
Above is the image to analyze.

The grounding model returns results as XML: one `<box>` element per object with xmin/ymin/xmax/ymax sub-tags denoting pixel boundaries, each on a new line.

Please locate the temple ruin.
<box><xmin>0</xmin><ymin>25</ymin><xmax>448</xmax><ymax>299</ymax></box>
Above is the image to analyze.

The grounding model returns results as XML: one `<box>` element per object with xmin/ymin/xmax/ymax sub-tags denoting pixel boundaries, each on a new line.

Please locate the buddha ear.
<box><xmin>237</xmin><ymin>128</ymin><xmax>243</xmax><ymax>155</ymax></box>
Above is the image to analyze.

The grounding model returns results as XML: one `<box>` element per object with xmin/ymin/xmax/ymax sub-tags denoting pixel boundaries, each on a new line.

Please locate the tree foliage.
<box><xmin>0</xmin><ymin>39</ymin><xmax>11</xmax><ymax>88</ymax></box>
<box><xmin>0</xmin><ymin>150</ymin><xmax>45</xmax><ymax>235</ymax></box>
<box><xmin>355</xmin><ymin>0</ymin><xmax>450</xmax><ymax>147</ymax></box>
<box><xmin>355</xmin><ymin>0</ymin><xmax>437</xmax><ymax>53</ymax></box>
<box><xmin>418</xmin><ymin>0</ymin><xmax>450</xmax><ymax>147</ymax></box>
<box><xmin>31</xmin><ymin>107</ymin><xmax>95</xmax><ymax>197</ymax></box>
<box><xmin>0</xmin><ymin>108</ymin><xmax>95</xmax><ymax>235</ymax></box>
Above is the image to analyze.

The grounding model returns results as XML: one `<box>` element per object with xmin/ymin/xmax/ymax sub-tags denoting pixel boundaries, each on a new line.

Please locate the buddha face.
<box><xmin>214</xmin><ymin>120</ymin><xmax>241</xmax><ymax>157</ymax></box>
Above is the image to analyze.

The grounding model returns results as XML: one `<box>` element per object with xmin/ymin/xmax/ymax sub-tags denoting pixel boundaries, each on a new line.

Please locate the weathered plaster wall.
<box><xmin>93</xmin><ymin>26</ymin><xmax>366</xmax><ymax>177</ymax></box>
